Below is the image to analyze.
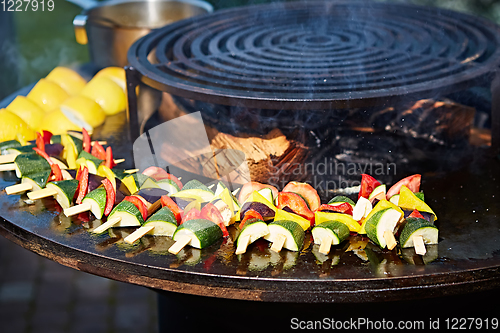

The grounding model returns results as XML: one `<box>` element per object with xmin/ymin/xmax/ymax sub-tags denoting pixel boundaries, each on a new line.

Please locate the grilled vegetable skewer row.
<box><xmin>91</xmin><ymin>188</ymin><xmax>169</xmax><ymax>233</ymax></box>
<box><xmin>123</xmin><ymin>191</ymin><xmax>237</xmax><ymax>246</ymax></box>
<box><xmin>0</xmin><ymin>140</ymin><xmax>106</xmax><ymax>165</ymax></box>
<box><xmin>25</xmin><ymin>164</ymin><xmax>133</xmax><ymax>213</ymax></box>
<box><xmin>1</xmin><ymin>135</ymin><xmax>442</xmax><ymax>260</ymax></box>
<box><xmin>0</xmin><ymin>142</ymin><xmax>62</xmax><ymax>164</ymax></box>
<box><xmin>5</xmin><ymin>165</ymin><xmax>134</xmax><ymax>196</ymax></box>
<box><xmin>0</xmin><ymin>153</ymin><xmax>52</xmax><ymax>176</ymax></box>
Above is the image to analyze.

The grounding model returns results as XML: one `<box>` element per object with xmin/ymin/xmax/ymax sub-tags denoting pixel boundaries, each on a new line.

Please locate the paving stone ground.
<box><xmin>0</xmin><ymin>235</ymin><xmax>159</xmax><ymax>333</ymax></box>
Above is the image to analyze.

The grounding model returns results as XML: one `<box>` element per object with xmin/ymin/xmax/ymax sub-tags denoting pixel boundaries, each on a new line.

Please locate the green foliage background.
<box><xmin>3</xmin><ymin>0</ymin><xmax>500</xmax><ymax>100</ymax></box>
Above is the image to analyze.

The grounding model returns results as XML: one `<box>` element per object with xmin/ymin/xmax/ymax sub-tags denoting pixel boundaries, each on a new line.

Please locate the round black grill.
<box><xmin>128</xmin><ymin>0</ymin><xmax>500</xmax><ymax>109</ymax></box>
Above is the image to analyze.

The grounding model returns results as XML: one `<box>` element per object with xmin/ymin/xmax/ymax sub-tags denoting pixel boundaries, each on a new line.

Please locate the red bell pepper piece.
<box><xmin>33</xmin><ymin>146</ymin><xmax>61</xmax><ymax>182</ymax></box>
<box><xmin>75</xmin><ymin>165</ymin><xmax>83</xmax><ymax>182</ymax></box>
<box><xmin>42</xmin><ymin>130</ymin><xmax>52</xmax><ymax>144</ymax></box>
<box><xmin>181</xmin><ymin>208</ymin><xmax>201</xmax><ymax>224</ymax></box>
<box><xmin>101</xmin><ymin>178</ymin><xmax>116</xmax><ymax>216</ymax></box>
<box><xmin>32</xmin><ymin>147</ymin><xmax>53</xmax><ymax>165</ymax></box>
<box><xmin>358</xmin><ymin>174</ymin><xmax>381</xmax><ymax>200</ymax></box>
<box><xmin>104</xmin><ymin>146</ymin><xmax>116</xmax><ymax>169</ymax></box>
<box><xmin>317</xmin><ymin>203</ymin><xmax>353</xmax><ymax>216</ymax></box>
<box><xmin>124</xmin><ymin>196</ymin><xmax>148</xmax><ymax>221</ymax></box>
<box><xmin>160</xmin><ymin>195</ymin><xmax>183</xmax><ymax>224</ymax></box>
<box><xmin>201</xmin><ymin>203</ymin><xmax>229</xmax><ymax>237</ymax></box>
<box><xmin>91</xmin><ymin>141</ymin><xmax>106</xmax><ymax>160</ymax></box>
<box><xmin>50</xmin><ymin>164</ymin><xmax>63</xmax><ymax>182</ymax></box>
<box><xmin>282</xmin><ymin>181</ymin><xmax>321</xmax><ymax>212</ymax></box>
<box><xmin>35</xmin><ymin>132</ymin><xmax>45</xmax><ymax>152</ymax></box>
<box><xmin>277</xmin><ymin>192</ymin><xmax>315</xmax><ymax>225</ymax></box>
<box><xmin>386</xmin><ymin>174</ymin><xmax>421</xmax><ymax>199</ymax></box>
<box><xmin>238</xmin><ymin>181</ymin><xmax>278</xmax><ymax>205</ymax></box>
<box><xmin>75</xmin><ymin>166</ymin><xmax>89</xmax><ymax>204</ymax></box>
<box><xmin>77</xmin><ymin>212</ymin><xmax>90</xmax><ymax>223</ymax></box>
<box><xmin>142</xmin><ymin>166</ymin><xmax>182</xmax><ymax>190</ymax></box>
<box><xmin>162</xmin><ymin>173</ymin><xmax>182</xmax><ymax>190</ymax></box>
<box><xmin>239</xmin><ymin>209</ymin><xmax>264</xmax><ymax>230</ymax></box>
<box><xmin>408</xmin><ymin>209</ymin><xmax>425</xmax><ymax>219</ymax></box>
<box><xmin>82</xmin><ymin>128</ymin><xmax>91</xmax><ymax>153</ymax></box>
<box><xmin>254</xmin><ymin>239</ymin><xmax>268</xmax><ymax>252</ymax></box>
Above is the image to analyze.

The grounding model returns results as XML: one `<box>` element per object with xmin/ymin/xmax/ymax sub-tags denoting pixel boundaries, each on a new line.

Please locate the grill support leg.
<box><xmin>155</xmin><ymin>288</ymin><xmax>500</xmax><ymax>332</ymax></box>
<box><xmin>126</xmin><ymin>65</ymin><xmax>141</xmax><ymax>144</ymax></box>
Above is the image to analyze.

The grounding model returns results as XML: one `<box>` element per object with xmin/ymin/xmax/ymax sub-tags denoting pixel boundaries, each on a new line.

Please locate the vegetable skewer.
<box><xmin>93</xmin><ymin>200</ymin><xmax>145</xmax><ymax>234</ymax></box>
<box><xmin>168</xmin><ymin>218</ymin><xmax>223</xmax><ymax>255</ymax></box>
<box><xmin>28</xmin><ymin>179</ymin><xmax>80</xmax><ymax>209</ymax></box>
<box><xmin>235</xmin><ymin>210</ymin><xmax>268</xmax><ymax>255</ymax></box>
<box><xmin>124</xmin><ymin>206</ymin><xmax>179</xmax><ymax>244</ymax></box>
<box><xmin>5</xmin><ymin>170</ymin><xmax>53</xmax><ymax>195</ymax></box>
<box><xmin>264</xmin><ymin>220</ymin><xmax>305</xmax><ymax>252</ymax></box>
<box><xmin>311</xmin><ymin>221</ymin><xmax>350</xmax><ymax>255</ymax></box>
<box><xmin>399</xmin><ymin>217</ymin><xmax>439</xmax><ymax>255</ymax></box>
<box><xmin>91</xmin><ymin>188</ymin><xmax>168</xmax><ymax>233</ymax></box>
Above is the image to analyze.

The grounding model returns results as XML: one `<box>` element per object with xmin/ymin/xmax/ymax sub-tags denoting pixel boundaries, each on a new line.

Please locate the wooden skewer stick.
<box><xmin>147</xmin><ymin>200</ymin><xmax>162</xmax><ymax>216</ymax></box>
<box><xmin>27</xmin><ymin>188</ymin><xmax>57</xmax><ymax>200</ymax></box>
<box><xmin>63</xmin><ymin>202</ymin><xmax>92</xmax><ymax>217</ymax></box>
<box><xmin>61</xmin><ymin>169</ymin><xmax>74</xmax><ymax>180</ymax></box>
<box><xmin>235</xmin><ymin>234</ymin><xmax>251</xmax><ymax>255</ymax></box>
<box><xmin>270</xmin><ymin>233</ymin><xmax>287</xmax><ymax>252</ymax></box>
<box><xmin>0</xmin><ymin>154</ymin><xmax>16</xmax><ymax>164</ymax></box>
<box><xmin>0</xmin><ymin>163</ymin><xmax>16</xmax><ymax>172</ymax></box>
<box><xmin>91</xmin><ymin>141</ymin><xmax>107</xmax><ymax>146</ymax></box>
<box><xmin>124</xmin><ymin>169</ymin><xmax>139</xmax><ymax>174</ymax></box>
<box><xmin>113</xmin><ymin>159</ymin><xmax>125</xmax><ymax>164</ymax></box>
<box><xmin>5</xmin><ymin>183</ymin><xmax>32</xmax><ymax>195</ymax></box>
<box><xmin>92</xmin><ymin>217</ymin><xmax>122</xmax><ymax>234</ymax></box>
<box><xmin>319</xmin><ymin>235</ymin><xmax>333</xmax><ymax>255</ymax></box>
<box><xmin>124</xmin><ymin>225</ymin><xmax>155</xmax><ymax>244</ymax></box>
<box><xmin>413</xmin><ymin>235</ymin><xmax>426</xmax><ymax>255</ymax></box>
<box><xmin>168</xmin><ymin>235</ymin><xmax>192</xmax><ymax>255</ymax></box>
<box><xmin>383</xmin><ymin>230</ymin><xmax>397</xmax><ymax>250</ymax></box>
<box><xmin>49</xmin><ymin>158</ymin><xmax>67</xmax><ymax>169</ymax></box>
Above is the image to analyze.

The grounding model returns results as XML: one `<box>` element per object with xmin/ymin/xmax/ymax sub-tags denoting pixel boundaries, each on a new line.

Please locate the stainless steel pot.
<box><xmin>69</xmin><ymin>0</ymin><xmax>213</xmax><ymax>68</ymax></box>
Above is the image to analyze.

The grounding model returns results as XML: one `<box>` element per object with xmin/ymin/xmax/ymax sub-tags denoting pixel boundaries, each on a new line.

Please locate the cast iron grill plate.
<box><xmin>128</xmin><ymin>0</ymin><xmax>500</xmax><ymax>109</ymax></box>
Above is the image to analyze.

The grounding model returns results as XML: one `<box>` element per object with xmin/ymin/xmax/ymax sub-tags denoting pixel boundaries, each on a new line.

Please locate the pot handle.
<box><xmin>65</xmin><ymin>0</ymin><xmax>98</xmax><ymax>10</ymax></box>
<box><xmin>73</xmin><ymin>15</ymin><xmax>88</xmax><ymax>45</ymax></box>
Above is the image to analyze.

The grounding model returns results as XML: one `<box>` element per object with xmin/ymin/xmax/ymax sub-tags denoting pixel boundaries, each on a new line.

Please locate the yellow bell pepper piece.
<box><xmin>398</xmin><ymin>185</ymin><xmax>437</xmax><ymax>221</ymax></box>
<box><xmin>315</xmin><ymin>211</ymin><xmax>361</xmax><ymax>233</ymax></box>
<box><xmin>274</xmin><ymin>209</ymin><xmax>310</xmax><ymax>231</ymax></box>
